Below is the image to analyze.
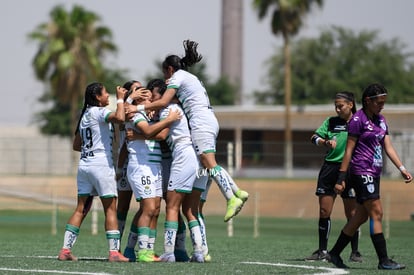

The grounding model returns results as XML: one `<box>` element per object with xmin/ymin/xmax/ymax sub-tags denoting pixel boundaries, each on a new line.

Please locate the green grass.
<box><xmin>1</xmin><ymin>210</ymin><xmax>414</xmax><ymax>274</ymax></box>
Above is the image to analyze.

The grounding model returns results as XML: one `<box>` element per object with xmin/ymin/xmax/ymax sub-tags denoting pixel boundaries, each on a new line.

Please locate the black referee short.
<box><xmin>315</xmin><ymin>161</ymin><xmax>355</xmax><ymax>199</ymax></box>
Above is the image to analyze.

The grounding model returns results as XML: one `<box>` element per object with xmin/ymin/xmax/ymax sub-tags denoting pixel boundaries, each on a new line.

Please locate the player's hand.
<box><xmin>116</xmin><ymin>86</ymin><xmax>127</xmax><ymax>100</ymax></box>
<box><xmin>130</xmin><ymin>87</ymin><xmax>151</xmax><ymax>101</ymax></box>
<box><xmin>166</xmin><ymin>108</ymin><xmax>182</xmax><ymax>122</ymax></box>
<box><xmin>401</xmin><ymin>170</ymin><xmax>413</xmax><ymax>184</ymax></box>
<box><xmin>334</xmin><ymin>182</ymin><xmax>345</xmax><ymax>194</ymax></box>
<box><xmin>325</xmin><ymin>136</ymin><xmax>337</xmax><ymax>149</ymax></box>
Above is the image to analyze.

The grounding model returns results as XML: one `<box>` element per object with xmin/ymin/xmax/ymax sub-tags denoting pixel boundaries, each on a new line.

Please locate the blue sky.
<box><xmin>1</xmin><ymin>0</ymin><xmax>414</xmax><ymax>126</ymax></box>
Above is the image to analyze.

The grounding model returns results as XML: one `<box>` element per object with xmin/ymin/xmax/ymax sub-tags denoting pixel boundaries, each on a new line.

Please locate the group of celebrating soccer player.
<box><xmin>57</xmin><ymin>40</ymin><xmax>249</xmax><ymax>263</ymax></box>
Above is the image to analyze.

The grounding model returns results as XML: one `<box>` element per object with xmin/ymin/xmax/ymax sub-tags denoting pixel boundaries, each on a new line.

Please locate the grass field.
<box><xmin>1</xmin><ymin>209</ymin><xmax>414</xmax><ymax>274</ymax></box>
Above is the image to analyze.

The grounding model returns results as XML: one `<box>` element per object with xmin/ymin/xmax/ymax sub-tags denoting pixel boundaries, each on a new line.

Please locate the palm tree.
<box><xmin>253</xmin><ymin>0</ymin><xmax>323</xmax><ymax>177</ymax></box>
<box><xmin>28</xmin><ymin>5</ymin><xmax>117</xmax><ymax>136</ymax></box>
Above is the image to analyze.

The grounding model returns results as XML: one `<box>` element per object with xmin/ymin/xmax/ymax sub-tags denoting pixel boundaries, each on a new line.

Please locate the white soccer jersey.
<box><xmin>167</xmin><ymin>69</ymin><xmax>219</xmax><ymax>135</ymax></box>
<box><xmin>76</xmin><ymin>106</ymin><xmax>117</xmax><ymax>197</ymax></box>
<box><xmin>159</xmin><ymin>103</ymin><xmax>192</xmax><ymax>152</ymax></box>
<box><xmin>159</xmin><ymin>103</ymin><xmax>200</xmax><ymax>192</ymax></box>
<box><xmin>125</xmin><ymin>112</ymin><xmax>162</xmax><ymax>164</ymax></box>
<box><xmin>125</xmin><ymin>111</ymin><xmax>162</xmax><ymax>200</ymax></box>
<box><xmin>78</xmin><ymin>106</ymin><xmax>114</xmax><ymax>166</ymax></box>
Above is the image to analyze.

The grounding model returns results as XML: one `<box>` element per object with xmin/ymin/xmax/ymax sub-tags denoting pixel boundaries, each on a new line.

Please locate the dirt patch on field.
<box><xmin>1</xmin><ymin>176</ymin><xmax>413</xmax><ymax>220</ymax></box>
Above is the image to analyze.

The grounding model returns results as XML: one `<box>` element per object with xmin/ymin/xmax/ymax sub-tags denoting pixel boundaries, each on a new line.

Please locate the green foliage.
<box><xmin>28</xmin><ymin>5</ymin><xmax>124</xmax><ymax>137</ymax></box>
<box><xmin>255</xmin><ymin>26</ymin><xmax>414</xmax><ymax>104</ymax></box>
<box><xmin>253</xmin><ymin>0</ymin><xmax>323</xmax><ymax>38</ymax></box>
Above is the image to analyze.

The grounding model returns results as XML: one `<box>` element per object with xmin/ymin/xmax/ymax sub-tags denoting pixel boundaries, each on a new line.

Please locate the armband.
<box><xmin>136</xmin><ymin>105</ymin><xmax>145</xmax><ymax>112</ymax></box>
<box><xmin>311</xmin><ymin>135</ymin><xmax>322</xmax><ymax>146</ymax></box>
<box><xmin>126</xmin><ymin>97</ymin><xmax>133</xmax><ymax>104</ymax></box>
<box><xmin>116</xmin><ymin>99</ymin><xmax>124</xmax><ymax>104</ymax></box>
<box><xmin>336</xmin><ymin>171</ymin><xmax>347</xmax><ymax>185</ymax></box>
<box><xmin>399</xmin><ymin>165</ymin><xmax>407</xmax><ymax>172</ymax></box>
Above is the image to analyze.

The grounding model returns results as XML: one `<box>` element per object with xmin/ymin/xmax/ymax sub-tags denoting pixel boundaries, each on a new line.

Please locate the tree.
<box><xmin>255</xmin><ymin>26</ymin><xmax>414</xmax><ymax>104</ymax></box>
<box><xmin>253</xmin><ymin>0</ymin><xmax>323</xmax><ymax>177</ymax></box>
<box><xmin>28</xmin><ymin>5</ymin><xmax>118</xmax><ymax>136</ymax></box>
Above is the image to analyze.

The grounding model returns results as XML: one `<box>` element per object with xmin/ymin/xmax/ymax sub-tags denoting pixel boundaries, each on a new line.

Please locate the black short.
<box><xmin>315</xmin><ymin>161</ymin><xmax>355</xmax><ymax>199</ymax></box>
<box><xmin>348</xmin><ymin>174</ymin><xmax>380</xmax><ymax>204</ymax></box>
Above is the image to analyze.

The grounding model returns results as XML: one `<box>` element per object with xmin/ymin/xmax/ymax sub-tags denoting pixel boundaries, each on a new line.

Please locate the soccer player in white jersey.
<box><xmin>142</xmin><ymin>79</ymin><xmax>205</xmax><ymax>263</ymax></box>
<box><xmin>126</xmin><ymin>40</ymin><xmax>249</xmax><ymax>222</ymax></box>
<box><xmin>115</xmin><ymin>80</ymin><xmax>145</xmax><ymax>262</ymax></box>
<box><xmin>125</xmin><ymin>95</ymin><xmax>181</xmax><ymax>262</ymax></box>
<box><xmin>58</xmin><ymin>82</ymin><xmax>129</xmax><ymax>262</ymax></box>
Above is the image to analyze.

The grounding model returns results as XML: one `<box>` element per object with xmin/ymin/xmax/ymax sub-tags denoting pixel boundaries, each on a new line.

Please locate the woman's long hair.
<box><xmin>74</xmin><ymin>82</ymin><xmax>103</xmax><ymax>135</ymax></box>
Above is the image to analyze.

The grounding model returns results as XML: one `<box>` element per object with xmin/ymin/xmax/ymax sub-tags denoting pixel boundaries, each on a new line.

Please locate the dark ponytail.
<box><xmin>162</xmin><ymin>40</ymin><xmax>203</xmax><ymax>72</ymax></box>
<box><xmin>74</xmin><ymin>82</ymin><xmax>103</xmax><ymax>135</ymax></box>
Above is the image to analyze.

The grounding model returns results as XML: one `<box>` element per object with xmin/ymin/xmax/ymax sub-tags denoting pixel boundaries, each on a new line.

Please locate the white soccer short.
<box><xmin>127</xmin><ymin>162</ymin><xmax>162</xmax><ymax>201</ymax></box>
<box><xmin>167</xmin><ymin>146</ymin><xmax>199</xmax><ymax>193</ymax></box>
<box><xmin>77</xmin><ymin>164</ymin><xmax>117</xmax><ymax>198</ymax></box>
<box><xmin>191</xmin><ymin>128</ymin><xmax>218</xmax><ymax>155</ymax></box>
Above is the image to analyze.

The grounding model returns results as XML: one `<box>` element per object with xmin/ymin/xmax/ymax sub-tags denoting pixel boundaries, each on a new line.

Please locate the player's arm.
<box><xmin>107</xmin><ymin>86</ymin><xmax>126</xmax><ymax>124</ymax></box>
<box><xmin>335</xmin><ymin>135</ymin><xmax>357</xmax><ymax>193</ymax></box>
<box><xmin>126</xmin><ymin>88</ymin><xmax>177</xmax><ymax>114</ymax></box>
<box><xmin>73</xmin><ymin>132</ymin><xmax>81</xmax><ymax>152</ymax></box>
<box><xmin>116</xmin><ymin>142</ymin><xmax>128</xmax><ymax>180</ymax></box>
<box><xmin>383</xmin><ymin>135</ymin><xmax>413</xmax><ymax>183</ymax></box>
<box><xmin>134</xmin><ymin>108</ymin><xmax>181</xmax><ymax>139</ymax></box>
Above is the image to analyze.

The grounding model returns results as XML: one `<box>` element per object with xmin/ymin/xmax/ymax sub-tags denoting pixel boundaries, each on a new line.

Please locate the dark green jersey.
<box><xmin>314</xmin><ymin>116</ymin><xmax>348</xmax><ymax>163</ymax></box>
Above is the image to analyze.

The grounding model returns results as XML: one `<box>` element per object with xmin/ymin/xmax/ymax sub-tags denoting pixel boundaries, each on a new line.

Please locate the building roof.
<box><xmin>213</xmin><ymin>104</ymin><xmax>414</xmax><ymax>132</ymax></box>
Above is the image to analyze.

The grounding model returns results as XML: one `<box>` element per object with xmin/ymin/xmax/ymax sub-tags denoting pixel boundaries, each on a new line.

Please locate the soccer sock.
<box><xmin>117</xmin><ymin>212</ymin><xmax>127</xmax><ymax>238</ymax></box>
<box><xmin>137</xmin><ymin>227</ymin><xmax>150</xmax><ymax>251</ymax></box>
<box><xmin>198</xmin><ymin>213</ymin><xmax>209</xmax><ymax>255</ymax></box>
<box><xmin>126</xmin><ymin>223</ymin><xmax>138</xmax><ymax>249</ymax></box>
<box><xmin>188</xmin><ymin>219</ymin><xmax>203</xmax><ymax>253</ymax></box>
<box><xmin>371</xmin><ymin>233</ymin><xmax>388</xmax><ymax>263</ymax></box>
<box><xmin>106</xmin><ymin>230</ymin><xmax>121</xmax><ymax>251</ymax></box>
<box><xmin>62</xmin><ymin>224</ymin><xmax>79</xmax><ymax>249</ymax></box>
<box><xmin>350</xmin><ymin>228</ymin><xmax>360</xmax><ymax>253</ymax></box>
<box><xmin>175</xmin><ymin>218</ymin><xmax>187</xmax><ymax>252</ymax></box>
<box><xmin>164</xmin><ymin>221</ymin><xmax>178</xmax><ymax>254</ymax></box>
<box><xmin>210</xmin><ymin>165</ymin><xmax>235</xmax><ymax>200</ymax></box>
<box><xmin>329</xmin><ymin>230</ymin><xmax>352</xmax><ymax>256</ymax></box>
<box><xmin>147</xmin><ymin>229</ymin><xmax>157</xmax><ymax>251</ymax></box>
<box><xmin>220</xmin><ymin>167</ymin><xmax>240</xmax><ymax>193</ymax></box>
<box><xmin>318</xmin><ymin>217</ymin><xmax>330</xmax><ymax>252</ymax></box>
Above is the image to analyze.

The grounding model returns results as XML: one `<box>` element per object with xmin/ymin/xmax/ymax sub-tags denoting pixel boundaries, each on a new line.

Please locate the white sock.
<box><xmin>106</xmin><ymin>230</ymin><xmax>121</xmax><ymax>251</ymax></box>
<box><xmin>188</xmin><ymin>220</ymin><xmax>203</xmax><ymax>253</ymax></box>
<box><xmin>62</xmin><ymin>224</ymin><xmax>79</xmax><ymax>249</ymax></box>
<box><xmin>137</xmin><ymin>227</ymin><xmax>150</xmax><ymax>250</ymax></box>
<box><xmin>210</xmin><ymin>165</ymin><xmax>235</xmax><ymax>200</ymax></box>
<box><xmin>164</xmin><ymin>221</ymin><xmax>178</xmax><ymax>254</ymax></box>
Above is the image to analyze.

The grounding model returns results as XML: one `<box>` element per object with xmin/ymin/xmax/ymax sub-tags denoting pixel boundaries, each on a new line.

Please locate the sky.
<box><xmin>1</xmin><ymin>0</ymin><xmax>414</xmax><ymax>127</ymax></box>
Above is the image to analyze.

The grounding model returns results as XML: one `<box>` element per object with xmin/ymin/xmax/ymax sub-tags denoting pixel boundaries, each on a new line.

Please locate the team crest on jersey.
<box><xmin>144</xmin><ymin>185</ymin><xmax>152</xmax><ymax>195</ymax></box>
<box><xmin>380</xmin><ymin>121</ymin><xmax>387</xmax><ymax>131</ymax></box>
<box><xmin>367</xmin><ymin>184</ymin><xmax>375</xmax><ymax>193</ymax></box>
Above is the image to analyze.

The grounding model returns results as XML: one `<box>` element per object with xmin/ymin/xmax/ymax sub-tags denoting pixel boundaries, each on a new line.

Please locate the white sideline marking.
<box><xmin>0</xmin><ymin>268</ymin><xmax>113</xmax><ymax>275</ymax></box>
<box><xmin>1</xmin><ymin>255</ymin><xmax>106</xmax><ymax>260</ymax></box>
<box><xmin>241</xmin><ymin>261</ymin><xmax>349</xmax><ymax>275</ymax></box>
